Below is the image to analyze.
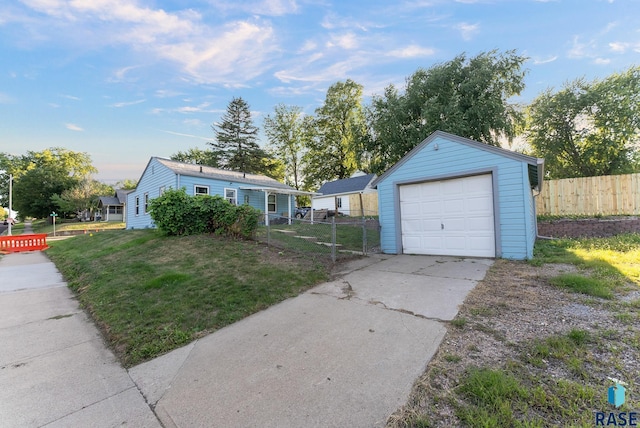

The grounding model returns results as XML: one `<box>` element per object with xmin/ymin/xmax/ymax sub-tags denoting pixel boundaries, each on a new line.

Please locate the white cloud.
<box><xmin>533</xmin><ymin>55</ymin><xmax>558</xmax><ymax>65</ymax></box>
<box><xmin>594</xmin><ymin>57</ymin><xmax>611</xmax><ymax>65</ymax></box>
<box><xmin>16</xmin><ymin>0</ymin><xmax>279</xmax><ymax>85</ymax></box>
<box><xmin>110</xmin><ymin>99</ymin><xmax>146</xmax><ymax>108</ymax></box>
<box><xmin>209</xmin><ymin>0</ymin><xmax>299</xmax><ymax>16</ymax></box>
<box><xmin>62</xmin><ymin>94</ymin><xmax>81</xmax><ymax>101</ymax></box>
<box><xmin>455</xmin><ymin>22</ymin><xmax>479</xmax><ymax>41</ymax></box>
<box><xmin>326</xmin><ymin>32</ymin><xmax>359</xmax><ymax>50</ymax></box>
<box><xmin>387</xmin><ymin>44</ymin><xmax>435</xmax><ymax>58</ymax></box>
<box><xmin>609</xmin><ymin>41</ymin><xmax>627</xmax><ymax>53</ymax></box>
<box><xmin>65</xmin><ymin>123</ymin><xmax>83</xmax><ymax>131</ymax></box>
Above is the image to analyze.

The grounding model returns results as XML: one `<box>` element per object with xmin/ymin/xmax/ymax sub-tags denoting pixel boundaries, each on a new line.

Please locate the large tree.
<box><xmin>263</xmin><ymin>104</ymin><xmax>314</xmax><ymax>197</ymax></box>
<box><xmin>209</xmin><ymin>97</ymin><xmax>270</xmax><ymax>176</ymax></box>
<box><xmin>365</xmin><ymin>50</ymin><xmax>528</xmax><ymax>174</ymax></box>
<box><xmin>10</xmin><ymin>148</ymin><xmax>96</xmax><ymax>218</ymax></box>
<box><xmin>526</xmin><ymin>66</ymin><xmax>640</xmax><ymax>178</ymax></box>
<box><xmin>51</xmin><ymin>178</ymin><xmax>114</xmax><ymax>218</ymax></box>
<box><xmin>303</xmin><ymin>79</ymin><xmax>368</xmax><ymax>190</ymax></box>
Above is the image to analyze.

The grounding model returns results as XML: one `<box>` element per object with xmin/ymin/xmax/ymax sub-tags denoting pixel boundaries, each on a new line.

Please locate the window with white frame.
<box><xmin>336</xmin><ymin>197</ymin><xmax>342</xmax><ymax>208</ymax></box>
<box><xmin>159</xmin><ymin>185</ymin><xmax>166</xmax><ymax>195</ymax></box>
<box><xmin>194</xmin><ymin>185</ymin><xmax>209</xmax><ymax>196</ymax></box>
<box><xmin>225</xmin><ymin>188</ymin><xmax>237</xmax><ymax>205</ymax></box>
<box><xmin>268</xmin><ymin>194</ymin><xmax>276</xmax><ymax>213</ymax></box>
<box><xmin>135</xmin><ymin>196</ymin><xmax>140</xmax><ymax>215</ymax></box>
<box><xmin>144</xmin><ymin>193</ymin><xmax>149</xmax><ymax>214</ymax></box>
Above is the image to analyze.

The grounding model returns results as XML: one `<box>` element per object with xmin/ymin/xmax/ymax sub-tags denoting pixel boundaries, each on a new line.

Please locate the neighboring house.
<box><xmin>97</xmin><ymin>189</ymin><xmax>130</xmax><ymax>222</ymax></box>
<box><xmin>312</xmin><ymin>172</ymin><xmax>377</xmax><ymax>216</ymax></box>
<box><xmin>372</xmin><ymin>131</ymin><xmax>544</xmax><ymax>260</ymax></box>
<box><xmin>126</xmin><ymin>157</ymin><xmax>310</xmax><ymax>229</ymax></box>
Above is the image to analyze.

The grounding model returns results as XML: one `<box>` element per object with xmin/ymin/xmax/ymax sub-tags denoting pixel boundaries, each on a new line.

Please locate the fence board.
<box><xmin>536</xmin><ymin>173</ymin><xmax>640</xmax><ymax>216</ymax></box>
<box><xmin>348</xmin><ymin>193</ymin><xmax>379</xmax><ymax>217</ymax></box>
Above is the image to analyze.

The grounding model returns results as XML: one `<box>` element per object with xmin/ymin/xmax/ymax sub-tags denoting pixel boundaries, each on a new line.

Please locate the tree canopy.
<box><xmin>263</xmin><ymin>104</ymin><xmax>313</xmax><ymax>194</ymax></box>
<box><xmin>209</xmin><ymin>97</ymin><xmax>272</xmax><ymax>176</ymax></box>
<box><xmin>303</xmin><ymin>79</ymin><xmax>368</xmax><ymax>190</ymax></box>
<box><xmin>364</xmin><ymin>50</ymin><xmax>528</xmax><ymax>174</ymax></box>
<box><xmin>526</xmin><ymin>66</ymin><xmax>640</xmax><ymax>178</ymax></box>
<box><xmin>8</xmin><ymin>148</ymin><xmax>97</xmax><ymax>218</ymax></box>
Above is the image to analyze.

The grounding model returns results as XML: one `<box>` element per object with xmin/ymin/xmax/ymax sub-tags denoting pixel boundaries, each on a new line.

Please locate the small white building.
<box><xmin>312</xmin><ymin>172</ymin><xmax>377</xmax><ymax>216</ymax></box>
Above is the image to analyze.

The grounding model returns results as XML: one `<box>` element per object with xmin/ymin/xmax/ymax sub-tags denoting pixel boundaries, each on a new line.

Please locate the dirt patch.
<box><xmin>387</xmin><ymin>259</ymin><xmax>640</xmax><ymax>427</ymax></box>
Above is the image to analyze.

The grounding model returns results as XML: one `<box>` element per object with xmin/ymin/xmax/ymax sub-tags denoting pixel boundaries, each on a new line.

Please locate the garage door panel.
<box><xmin>400</xmin><ymin>174</ymin><xmax>495</xmax><ymax>257</ymax></box>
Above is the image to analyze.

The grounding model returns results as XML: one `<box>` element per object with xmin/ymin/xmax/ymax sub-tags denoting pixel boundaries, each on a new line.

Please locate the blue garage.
<box><xmin>371</xmin><ymin>131</ymin><xmax>544</xmax><ymax>260</ymax></box>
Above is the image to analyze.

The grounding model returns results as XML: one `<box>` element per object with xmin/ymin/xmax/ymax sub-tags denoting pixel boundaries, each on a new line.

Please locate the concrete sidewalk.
<box><xmin>0</xmin><ymin>251</ymin><xmax>492</xmax><ymax>427</ymax></box>
<box><xmin>0</xmin><ymin>251</ymin><xmax>160</xmax><ymax>427</ymax></box>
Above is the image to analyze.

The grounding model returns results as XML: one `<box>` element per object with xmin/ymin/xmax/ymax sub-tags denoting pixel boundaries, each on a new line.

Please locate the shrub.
<box><xmin>149</xmin><ymin>188</ymin><xmax>261</xmax><ymax>238</ymax></box>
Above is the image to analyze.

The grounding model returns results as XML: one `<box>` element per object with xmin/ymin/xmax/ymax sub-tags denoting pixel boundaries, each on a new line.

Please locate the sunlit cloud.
<box><xmin>110</xmin><ymin>99</ymin><xmax>146</xmax><ymax>108</ymax></box>
<box><xmin>15</xmin><ymin>0</ymin><xmax>279</xmax><ymax>85</ymax></box>
<box><xmin>455</xmin><ymin>22</ymin><xmax>479</xmax><ymax>41</ymax></box>
<box><xmin>326</xmin><ymin>32</ymin><xmax>359</xmax><ymax>50</ymax></box>
<box><xmin>65</xmin><ymin>123</ymin><xmax>83</xmax><ymax>131</ymax></box>
<box><xmin>594</xmin><ymin>57</ymin><xmax>611</xmax><ymax>65</ymax></box>
<box><xmin>209</xmin><ymin>0</ymin><xmax>299</xmax><ymax>16</ymax></box>
<box><xmin>387</xmin><ymin>44</ymin><xmax>435</xmax><ymax>58</ymax></box>
<box><xmin>533</xmin><ymin>55</ymin><xmax>558</xmax><ymax>65</ymax></box>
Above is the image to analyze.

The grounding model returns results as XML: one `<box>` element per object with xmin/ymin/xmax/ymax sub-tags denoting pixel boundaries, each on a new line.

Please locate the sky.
<box><xmin>1</xmin><ymin>0</ymin><xmax>639</xmax><ymax>184</ymax></box>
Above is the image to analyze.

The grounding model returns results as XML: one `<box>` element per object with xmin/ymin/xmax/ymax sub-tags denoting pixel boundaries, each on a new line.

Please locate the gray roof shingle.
<box><xmin>316</xmin><ymin>173</ymin><xmax>376</xmax><ymax>196</ymax></box>
<box><xmin>155</xmin><ymin>157</ymin><xmax>294</xmax><ymax>191</ymax></box>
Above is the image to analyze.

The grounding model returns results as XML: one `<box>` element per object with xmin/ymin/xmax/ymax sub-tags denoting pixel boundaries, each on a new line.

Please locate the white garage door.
<box><xmin>400</xmin><ymin>174</ymin><xmax>495</xmax><ymax>257</ymax></box>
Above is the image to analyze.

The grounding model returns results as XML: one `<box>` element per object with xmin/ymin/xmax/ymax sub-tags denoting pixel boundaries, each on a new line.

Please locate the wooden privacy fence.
<box><xmin>536</xmin><ymin>173</ymin><xmax>640</xmax><ymax>216</ymax></box>
<box><xmin>348</xmin><ymin>193</ymin><xmax>379</xmax><ymax>216</ymax></box>
<box><xmin>0</xmin><ymin>234</ymin><xmax>49</xmax><ymax>253</ymax></box>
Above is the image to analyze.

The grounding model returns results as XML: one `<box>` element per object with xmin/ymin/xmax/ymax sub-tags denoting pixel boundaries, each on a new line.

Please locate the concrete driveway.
<box><xmin>130</xmin><ymin>254</ymin><xmax>493</xmax><ymax>428</ymax></box>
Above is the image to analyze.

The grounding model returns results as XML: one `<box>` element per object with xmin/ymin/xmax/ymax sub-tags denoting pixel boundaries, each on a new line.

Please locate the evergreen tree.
<box><xmin>209</xmin><ymin>97</ymin><xmax>266</xmax><ymax>175</ymax></box>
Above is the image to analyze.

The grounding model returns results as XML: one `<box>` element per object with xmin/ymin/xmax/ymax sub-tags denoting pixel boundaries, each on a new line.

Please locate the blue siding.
<box><xmin>127</xmin><ymin>158</ymin><xmax>175</xmax><ymax>229</ymax></box>
<box><xmin>376</xmin><ymin>135</ymin><xmax>535</xmax><ymax>260</ymax></box>
<box><xmin>126</xmin><ymin>158</ymin><xmax>295</xmax><ymax>229</ymax></box>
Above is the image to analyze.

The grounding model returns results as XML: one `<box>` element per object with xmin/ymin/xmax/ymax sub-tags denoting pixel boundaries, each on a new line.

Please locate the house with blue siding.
<box><xmin>126</xmin><ymin>157</ymin><xmax>309</xmax><ymax>229</ymax></box>
<box><xmin>371</xmin><ymin>131</ymin><xmax>544</xmax><ymax>260</ymax></box>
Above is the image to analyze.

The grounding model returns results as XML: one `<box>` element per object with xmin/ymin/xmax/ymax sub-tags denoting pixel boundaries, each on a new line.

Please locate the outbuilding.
<box><xmin>371</xmin><ymin>131</ymin><xmax>544</xmax><ymax>260</ymax></box>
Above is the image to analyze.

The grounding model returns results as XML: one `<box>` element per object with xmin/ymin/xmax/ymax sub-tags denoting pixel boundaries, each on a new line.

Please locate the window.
<box><xmin>108</xmin><ymin>206</ymin><xmax>123</xmax><ymax>214</ymax></box>
<box><xmin>144</xmin><ymin>193</ymin><xmax>149</xmax><ymax>214</ymax></box>
<box><xmin>225</xmin><ymin>188</ymin><xmax>237</xmax><ymax>205</ymax></box>
<box><xmin>268</xmin><ymin>194</ymin><xmax>276</xmax><ymax>213</ymax></box>
<box><xmin>194</xmin><ymin>185</ymin><xmax>209</xmax><ymax>196</ymax></box>
<box><xmin>135</xmin><ymin>196</ymin><xmax>140</xmax><ymax>215</ymax></box>
<box><xmin>244</xmin><ymin>194</ymin><xmax>250</xmax><ymax>204</ymax></box>
<box><xmin>336</xmin><ymin>197</ymin><xmax>342</xmax><ymax>208</ymax></box>
<box><xmin>159</xmin><ymin>186</ymin><xmax>165</xmax><ymax>195</ymax></box>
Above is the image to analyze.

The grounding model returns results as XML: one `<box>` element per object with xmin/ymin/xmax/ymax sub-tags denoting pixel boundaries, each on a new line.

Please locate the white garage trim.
<box><xmin>395</xmin><ymin>171</ymin><xmax>500</xmax><ymax>257</ymax></box>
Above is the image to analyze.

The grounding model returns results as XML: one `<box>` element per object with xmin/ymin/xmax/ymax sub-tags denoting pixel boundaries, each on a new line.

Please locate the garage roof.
<box><xmin>371</xmin><ymin>131</ymin><xmax>544</xmax><ymax>191</ymax></box>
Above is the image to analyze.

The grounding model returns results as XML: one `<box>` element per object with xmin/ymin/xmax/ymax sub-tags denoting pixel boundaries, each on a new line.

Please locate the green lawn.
<box><xmin>46</xmin><ymin>229</ymin><xmax>329</xmax><ymax>367</ymax></box>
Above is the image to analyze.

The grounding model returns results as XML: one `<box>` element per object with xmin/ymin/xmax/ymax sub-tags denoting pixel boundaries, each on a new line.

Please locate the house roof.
<box><xmin>371</xmin><ymin>131</ymin><xmax>545</xmax><ymax>191</ymax></box>
<box><xmin>98</xmin><ymin>196</ymin><xmax>121</xmax><ymax>206</ymax></box>
<box><xmin>153</xmin><ymin>157</ymin><xmax>295</xmax><ymax>191</ymax></box>
<box><xmin>115</xmin><ymin>189</ymin><xmax>131</xmax><ymax>203</ymax></box>
<box><xmin>316</xmin><ymin>173</ymin><xmax>377</xmax><ymax>197</ymax></box>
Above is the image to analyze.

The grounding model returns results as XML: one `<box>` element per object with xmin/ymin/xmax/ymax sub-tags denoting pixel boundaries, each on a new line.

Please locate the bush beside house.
<box><xmin>149</xmin><ymin>189</ymin><xmax>260</xmax><ymax>238</ymax></box>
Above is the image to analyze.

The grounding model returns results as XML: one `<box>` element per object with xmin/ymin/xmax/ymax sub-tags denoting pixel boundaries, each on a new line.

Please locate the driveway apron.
<box><xmin>130</xmin><ymin>254</ymin><xmax>493</xmax><ymax>428</ymax></box>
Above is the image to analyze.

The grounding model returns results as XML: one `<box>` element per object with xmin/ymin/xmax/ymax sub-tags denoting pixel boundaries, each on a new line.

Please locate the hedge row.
<box><xmin>149</xmin><ymin>188</ymin><xmax>260</xmax><ymax>238</ymax></box>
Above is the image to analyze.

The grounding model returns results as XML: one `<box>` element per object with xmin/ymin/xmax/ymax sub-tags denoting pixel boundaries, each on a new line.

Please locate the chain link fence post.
<box><xmin>362</xmin><ymin>217</ymin><xmax>367</xmax><ymax>255</ymax></box>
<box><xmin>331</xmin><ymin>216</ymin><xmax>336</xmax><ymax>263</ymax></box>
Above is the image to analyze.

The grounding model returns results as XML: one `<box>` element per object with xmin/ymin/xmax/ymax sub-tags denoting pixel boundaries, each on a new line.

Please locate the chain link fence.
<box><xmin>255</xmin><ymin>214</ymin><xmax>380</xmax><ymax>262</ymax></box>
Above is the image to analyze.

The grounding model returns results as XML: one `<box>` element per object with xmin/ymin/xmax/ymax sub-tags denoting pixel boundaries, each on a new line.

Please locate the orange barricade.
<box><xmin>0</xmin><ymin>234</ymin><xmax>49</xmax><ymax>253</ymax></box>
